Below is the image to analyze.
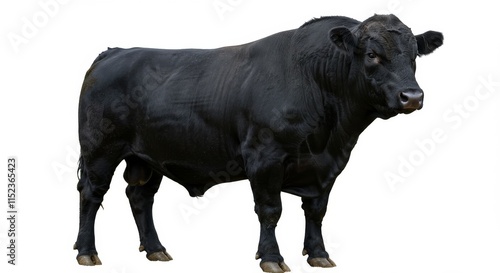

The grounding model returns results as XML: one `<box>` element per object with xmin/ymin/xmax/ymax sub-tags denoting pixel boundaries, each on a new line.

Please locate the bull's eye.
<box><xmin>367</xmin><ymin>52</ymin><xmax>377</xmax><ymax>59</ymax></box>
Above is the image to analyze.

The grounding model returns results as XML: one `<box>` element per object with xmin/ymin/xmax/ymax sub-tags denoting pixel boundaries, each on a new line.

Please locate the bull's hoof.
<box><xmin>307</xmin><ymin>257</ymin><xmax>336</xmax><ymax>268</ymax></box>
<box><xmin>147</xmin><ymin>250</ymin><xmax>173</xmax><ymax>261</ymax></box>
<box><xmin>260</xmin><ymin>261</ymin><xmax>291</xmax><ymax>273</ymax></box>
<box><xmin>77</xmin><ymin>254</ymin><xmax>102</xmax><ymax>266</ymax></box>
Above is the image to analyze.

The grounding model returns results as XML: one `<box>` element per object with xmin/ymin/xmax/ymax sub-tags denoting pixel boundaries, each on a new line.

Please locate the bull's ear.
<box><xmin>329</xmin><ymin>27</ymin><xmax>356</xmax><ymax>53</ymax></box>
<box><xmin>415</xmin><ymin>31</ymin><xmax>443</xmax><ymax>56</ymax></box>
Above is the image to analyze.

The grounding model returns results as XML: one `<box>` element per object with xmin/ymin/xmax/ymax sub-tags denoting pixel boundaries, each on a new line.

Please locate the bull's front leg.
<box><xmin>249</xmin><ymin>162</ymin><xmax>291</xmax><ymax>273</ymax></box>
<box><xmin>301</xmin><ymin>187</ymin><xmax>336</xmax><ymax>268</ymax></box>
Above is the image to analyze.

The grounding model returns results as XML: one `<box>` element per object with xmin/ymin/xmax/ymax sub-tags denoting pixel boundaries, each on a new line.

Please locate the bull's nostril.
<box><xmin>399</xmin><ymin>92</ymin><xmax>409</xmax><ymax>103</ymax></box>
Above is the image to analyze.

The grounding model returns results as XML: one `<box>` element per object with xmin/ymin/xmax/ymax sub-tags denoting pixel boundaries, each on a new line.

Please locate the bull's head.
<box><xmin>330</xmin><ymin>14</ymin><xmax>443</xmax><ymax>119</ymax></box>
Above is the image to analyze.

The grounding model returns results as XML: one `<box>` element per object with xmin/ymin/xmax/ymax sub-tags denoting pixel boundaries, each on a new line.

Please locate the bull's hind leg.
<box><xmin>125</xmin><ymin>167</ymin><xmax>172</xmax><ymax>262</ymax></box>
<box><xmin>301</xmin><ymin>189</ymin><xmax>336</xmax><ymax>268</ymax></box>
<box><xmin>74</xmin><ymin>158</ymin><xmax>117</xmax><ymax>265</ymax></box>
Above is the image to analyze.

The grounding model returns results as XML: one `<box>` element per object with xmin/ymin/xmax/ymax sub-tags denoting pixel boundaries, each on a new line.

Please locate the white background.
<box><xmin>1</xmin><ymin>0</ymin><xmax>500</xmax><ymax>273</ymax></box>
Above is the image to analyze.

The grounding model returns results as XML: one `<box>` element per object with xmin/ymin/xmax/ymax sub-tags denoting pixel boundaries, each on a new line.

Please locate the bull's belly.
<box><xmin>159</xmin><ymin>160</ymin><xmax>247</xmax><ymax>195</ymax></box>
<box><xmin>133</xmin><ymin>138</ymin><xmax>247</xmax><ymax>196</ymax></box>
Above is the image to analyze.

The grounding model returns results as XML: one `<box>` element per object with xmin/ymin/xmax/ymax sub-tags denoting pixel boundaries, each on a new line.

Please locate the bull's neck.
<box><xmin>286</xmin><ymin>23</ymin><xmax>377</xmax><ymax>165</ymax></box>
<box><xmin>292</xmin><ymin>45</ymin><xmax>375</xmax><ymax>143</ymax></box>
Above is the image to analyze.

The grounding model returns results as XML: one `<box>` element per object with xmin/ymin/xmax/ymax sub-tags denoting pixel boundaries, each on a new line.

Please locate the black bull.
<box><xmin>75</xmin><ymin>14</ymin><xmax>443</xmax><ymax>272</ymax></box>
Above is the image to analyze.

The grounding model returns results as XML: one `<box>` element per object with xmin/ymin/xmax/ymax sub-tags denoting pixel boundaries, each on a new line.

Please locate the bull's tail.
<box><xmin>77</xmin><ymin>155</ymin><xmax>84</xmax><ymax>180</ymax></box>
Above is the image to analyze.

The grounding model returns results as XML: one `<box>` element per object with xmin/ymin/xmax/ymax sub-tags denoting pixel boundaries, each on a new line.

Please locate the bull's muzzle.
<box><xmin>399</xmin><ymin>89</ymin><xmax>423</xmax><ymax>112</ymax></box>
